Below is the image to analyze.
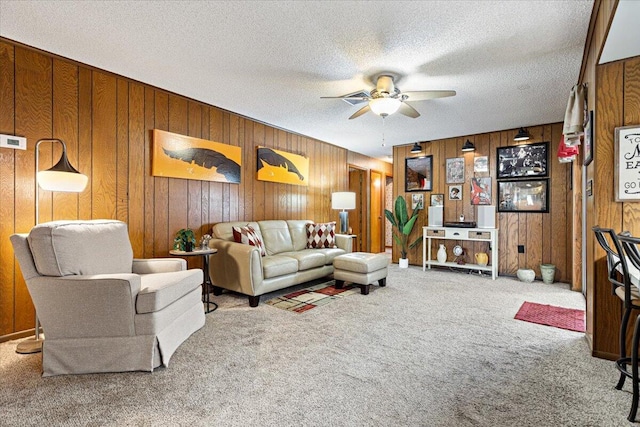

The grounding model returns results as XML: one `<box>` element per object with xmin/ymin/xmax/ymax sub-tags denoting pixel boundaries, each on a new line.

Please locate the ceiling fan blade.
<box><xmin>398</xmin><ymin>102</ymin><xmax>420</xmax><ymax>118</ymax></box>
<box><xmin>321</xmin><ymin>96</ymin><xmax>370</xmax><ymax>100</ymax></box>
<box><xmin>348</xmin><ymin>104</ymin><xmax>371</xmax><ymax>120</ymax></box>
<box><xmin>402</xmin><ymin>90</ymin><xmax>456</xmax><ymax>101</ymax></box>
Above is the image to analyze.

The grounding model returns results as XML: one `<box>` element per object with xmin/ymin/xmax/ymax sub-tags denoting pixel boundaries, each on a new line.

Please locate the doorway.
<box><xmin>370</xmin><ymin>170</ymin><xmax>385</xmax><ymax>253</ymax></box>
<box><xmin>349</xmin><ymin>166</ymin><xmax>367</xmax><ymax>252</ymax></box>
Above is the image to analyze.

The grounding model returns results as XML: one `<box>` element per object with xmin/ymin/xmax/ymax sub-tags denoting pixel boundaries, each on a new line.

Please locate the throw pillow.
<box><xmin>306</xmin><ymin>222</ymin><xmax>336</xmax><ymax>249</ymax></box>
<box><xmin>232</xmin><ymin>225</ymin><xmax>266</xmax><ymax>256</ymax></box>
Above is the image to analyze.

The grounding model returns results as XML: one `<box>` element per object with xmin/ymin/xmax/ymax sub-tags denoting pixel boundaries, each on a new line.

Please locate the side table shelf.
<box><xmin>422</xmin><ymin>226</ymin><xmax>499</xmax><ymax>280</ymax></box>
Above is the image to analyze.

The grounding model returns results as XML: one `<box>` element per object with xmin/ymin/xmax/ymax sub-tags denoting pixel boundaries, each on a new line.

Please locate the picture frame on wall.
<box><xmin>496</xmin><ymin>141</ymin><xmax>548</xmax><ymax>179</ymax></box>
<box><xmin>412</xmin><ymin>194</ymin><xmax>425</xmax><ymax>209</ymax></box>
<box><xmin>497</xmin><ymin>179</ymin><xmax>549</xmax><ymax>213</ymax></box>
<box><xmin>446</xmin><ymin>157</ymin><xmax>465</xmax><ymax>183</ymax></box>
<box><xmin>405</xmin><ymin>155</ymin><xmax>433</xmax><ymax>192</ymax></box>
<box><xmin>474</xmin><ymin>156</ymin><xmax>489</xmax><ymax>173</ymax></box>
<box><xmin>470</xmin><ymin>177</ymin><xmax>492</xmax><ymax>205</ymax></box>
<box><xmin>449</xmin><ymin>185</ymin><xmax>462</xmax><ymax>200</ymax></box>
<box><xmin>430</xmin><ymin>194</ymin><xmax>443</xmax><ymax>207</ymax></box>
<box><xmin>583</xmin><ymin>110</ymin><xmax>594</xmax><ymax>166</ymax></box>
<box><xmin>614</xmin><ymin>125</ymin><xmax>640</xmax><ymax>202</ymax></box>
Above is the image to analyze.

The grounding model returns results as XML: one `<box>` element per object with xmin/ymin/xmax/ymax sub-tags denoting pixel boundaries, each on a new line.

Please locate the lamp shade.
<box><xmin>410</xmin><ymin>142</ymin><xmax>422</xmax><ymax>153</ymax></box>
<box><xmin>37</xmin><ymin>147</ymin><xmax>88</xmax><ymax>192</ymax></box>
<box><xmin>514</xmin><ymin>127</ymin><xmax>530</xmax><ymax>141</ymax></box>
<box><xmin>331</xmin><ymin>192</ymin><xmax>356</xmax><ymax>210</ymax></box>
<box><xmin>461</xmin><ymin>139</ymin><xmax>476</xmax><ymax>152</ymax></box>
<box><xmin>369</xmin><ymin>97</ymin><xmax>401</xmax><ymax>117</ymax></box>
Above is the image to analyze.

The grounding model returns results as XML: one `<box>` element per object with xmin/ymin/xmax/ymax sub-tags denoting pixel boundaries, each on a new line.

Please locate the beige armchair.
<box><xmin>10</xmin><ymin>219</ymin><xmax>205</xmax><ymax>376</ymax></box>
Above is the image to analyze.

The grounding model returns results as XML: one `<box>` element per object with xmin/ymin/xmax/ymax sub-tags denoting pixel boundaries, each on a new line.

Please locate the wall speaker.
<box><xmin>428</xmin><ymin>206</ymin><xmax>443</xmax><ymax>226</ymax></box>
<box><xmin>477</xmin><ymin>205</ymin><xmax>496</xmax><ymax>228</ymax></box>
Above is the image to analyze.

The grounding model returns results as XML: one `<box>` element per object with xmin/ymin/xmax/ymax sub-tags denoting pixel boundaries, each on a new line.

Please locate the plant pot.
<box><xmin>540</xmin><ymin>264</ymin><xmax>556</xmax><ymax>284</ymax></box>
<box><xmin>516</xmin><ymin>268</ymin><xmax>535</xmax><ymax>283</ymax></box>
<box><xmin>399</xmin><ymin>258</ymin><xmax>409</xmax><ymax>268</ymax></box>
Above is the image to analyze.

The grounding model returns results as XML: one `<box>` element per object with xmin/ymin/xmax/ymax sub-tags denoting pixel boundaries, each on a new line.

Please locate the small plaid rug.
<box><xmin>514</xmin><ymin>301</ymin><xmax>585</xmax><ymax>332</ymax></box>
<box><xmin>265</xmin><ymin>281</ymin><xmax>358</xmax><ymax>313</ymax></box>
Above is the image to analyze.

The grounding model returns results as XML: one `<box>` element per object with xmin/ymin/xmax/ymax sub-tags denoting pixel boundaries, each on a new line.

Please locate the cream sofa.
<box><xmin>10</xmin><ymin>220</ymin><xmax>205</xmax><ymax>376</ymax></box>
<box><xmin>209</xmin><ymin>220</ymin><xmax>352</xmax><ymax>306</ymax></box>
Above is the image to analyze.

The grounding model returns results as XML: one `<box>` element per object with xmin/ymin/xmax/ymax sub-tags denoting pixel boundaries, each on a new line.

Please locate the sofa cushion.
<box><xmin>212</xmin><ymin>221</ymin><xmax>261</xmax><ymax>242</ymax></box>
<box><xmin>287</xmin><ymin>220</ymin><xmax>313</xmax><ymax>251</ymax></box>
<box><xmin>306</xmin><ymin>222</ymin><xmax>336</xmax><ymax>248</ymax></box>
<box><xmin>258</xmin><ymin>220</ymin><xmax>294</xmax><ymax>255</ymax></box>
<box><xmin>279</xmin><ymin>250</ymin><xmax>327</xmax><ymax>271</ymax></box>
<box><xmin>262</xmin><ymin>255</ymin><xmax>298</xmax><ymax>279</ymax></box>
<box><xmin>28</xmin><ymin>220</ymin><xmax>133</xmax><ymax>277</ymax></box>
<box><xmin>314</xmin><ymin>247</ymin><xmax>347</xmax><ymax>264</ymax></box>
<box><xmin>136</xmin><ymin>269</ymin><xmax>203</xmax><ymax>314</ymax></box>
<box><xmin>232</xmin><ymin>225</ymin><xmax>266</xmax><ymax>256</ymax></box>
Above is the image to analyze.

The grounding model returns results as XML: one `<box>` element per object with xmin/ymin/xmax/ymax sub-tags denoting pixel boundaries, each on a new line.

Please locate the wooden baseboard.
<box><xmin>0</xmin><ymin>328</ymin><xmax>39</xmax><ymax>343</ymax></box>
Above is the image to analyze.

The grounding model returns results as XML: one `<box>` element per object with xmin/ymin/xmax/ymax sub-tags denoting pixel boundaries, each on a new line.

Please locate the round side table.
<box><xmin>169</xmin><ymin>248</ymin><xmax>218</xmax><ymax>313</ymax></box>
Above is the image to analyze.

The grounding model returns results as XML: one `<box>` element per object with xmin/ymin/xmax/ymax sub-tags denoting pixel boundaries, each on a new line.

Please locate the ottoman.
<box><xmin>333</xmin><ymin>252</ymin><xmax>389</xmax><ymax>295</ymax></box>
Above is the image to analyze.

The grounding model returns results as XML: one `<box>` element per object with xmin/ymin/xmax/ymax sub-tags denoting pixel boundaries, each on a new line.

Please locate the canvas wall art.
<box><xmin>152</xmin><ymin>129</ymin><xmax>242</xmax><ymax>183</ymax></box>
<box><xmin>446</xmin><ymin>157</ymin><xmax>465</xmax><ymax>183</ymax></box>
<box><xmin>257</xmin><ymin>146</ymin><xmax>309</xmax><ymax>186</ymax></box>
<box><xmin>470</xmin><ymin>177</ymin><xmax>492</xmax><ymax>205</ymax></box>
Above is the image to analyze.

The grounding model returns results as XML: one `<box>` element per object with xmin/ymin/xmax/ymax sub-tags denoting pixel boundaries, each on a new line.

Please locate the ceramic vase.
<box><xmin>437</xmin><ymin>244</ymin><xmax>447</xmax><ymax>263</ymax></box>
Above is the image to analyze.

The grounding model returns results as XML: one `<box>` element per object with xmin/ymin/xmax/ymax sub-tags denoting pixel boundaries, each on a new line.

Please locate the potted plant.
<box><xmin>174</xmin><ymin>228</ymin><xmax>197</xmax><ymax>252</ymax></box>
<box><xmin>384</xmin><ymin>195</ymin><xmax>422</xmax><ymax>268</ymax></box>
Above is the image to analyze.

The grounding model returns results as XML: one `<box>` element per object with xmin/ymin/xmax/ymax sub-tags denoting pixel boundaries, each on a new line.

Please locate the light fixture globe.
<box><xmin>369</xmin><ymin>97</ymin><xmax>401</xmax><ymax>117</ymax></box>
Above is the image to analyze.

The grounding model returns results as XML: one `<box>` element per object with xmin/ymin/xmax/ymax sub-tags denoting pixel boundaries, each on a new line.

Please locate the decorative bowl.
<box><xmin>516</xmin><ymin>269</ymin><xmax>535</xmax><ymax>283</ymax></box>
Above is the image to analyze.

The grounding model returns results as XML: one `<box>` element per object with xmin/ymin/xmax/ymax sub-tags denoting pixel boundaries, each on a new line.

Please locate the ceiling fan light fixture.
<box><xmin>369</xmin><ymin>97</ymin><xmax>401</xmax><ymax>117</ymax></box>
<box><xmin>410</xmin><ymin>142</ymin><xmax>422</xmax><ymax>153</ymax></box>
<box><xmin>514</xmin><ymin>127</ymin><xmax>531</xmax><ymax>141</ymax></box>
<box><xmin>461</xmin><ymin>139</ymin><xmax>476</xmax><ymax>152</ymax></box>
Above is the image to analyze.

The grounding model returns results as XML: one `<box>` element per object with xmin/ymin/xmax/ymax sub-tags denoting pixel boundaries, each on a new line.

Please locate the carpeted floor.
<box><xmin>0</xmin><ymin>265</ymin><xmax>632</xmax><ymax>426</ymax></box>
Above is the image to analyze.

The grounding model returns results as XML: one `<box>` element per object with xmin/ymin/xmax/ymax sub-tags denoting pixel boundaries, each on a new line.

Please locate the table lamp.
<box><xmin>16</xmin><ymin>138</ymin><xmax>88</xmax><ymax>354</ymax></box>
<box><xmin>331</xmin><ymin>192</ymin><xmax>356</xmax><ymax>234</ymax></box>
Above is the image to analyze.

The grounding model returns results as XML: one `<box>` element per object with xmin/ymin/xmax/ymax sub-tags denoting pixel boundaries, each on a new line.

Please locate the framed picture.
<box><xmin>430</xmin><ymin>194</ymin><xmax>443</xmax><ymax>207</ymax></box>
<box><xmin>496</xmin><ymin>141</ymin><xmax>548</xmax><ymax>179</ymax></box>
<box><xmin>497</xmin><ymin>179</ymin><xmax>549</xmax><ymax>213</ymax></box>
<box><xmin>152</xmin><ymin>129</ymin><xmax>242</xmax><ymax>184</ymax></box>
<box><xmin>446</xmin><ymin>157</ymin><xmax>465</xmax><ymax>183</ymax></box>
<box><xmin>256</xmin><ymin>146</ymin><xmax>309</xmax><ymax>186</ymax></box>
<box><xmin>615</xmin><ymin>125</ymin><xmax>640</xmax><ymax>201</ymax></box>
<box><xmin>583</xmin><ymin>110</ymin><xmax>593</xmax><ymax>166</ymax></box>
<box><xmin>474</xmin><ymin>156</ymin><xmax>489</xmax><ymax>173</ymax></box>
<box><xmin>449</xmin><ymin>185</ymin><xmax>462</xmax><ymax>200</ymax></box>
<box><xmin>412</xmin><ymin>194</ymin><xmax>425</xmax><ymax>209</ymax></box>
<box><xmin>470</xmin><ymin>177</ymin><xmax>492</xmax><ymax>205</ymax></box>
<box><xmin>405</xmin><ymin>155</ymin><xmax>433</xmax><ymax>191</ymax></box>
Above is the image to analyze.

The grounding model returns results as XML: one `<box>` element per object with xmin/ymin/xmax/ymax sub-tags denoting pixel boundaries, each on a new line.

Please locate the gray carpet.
<box><xmin>0</xmin><ymin>265</ymin><xmax>632</xmax><ymax>426</ymax></box>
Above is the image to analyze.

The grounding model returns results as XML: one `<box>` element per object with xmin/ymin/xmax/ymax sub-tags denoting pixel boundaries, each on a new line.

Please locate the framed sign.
<box><xmin>496</xmin><ymin>142</ymin><xmax>548</xmax><ymax>179</ymax></box>
<box><xmin>474</xmin><ymin>156</ymin><xmax>489</xmax><ymax>173</ymax></box>
<box><xmin>615</xmin><ymin>125</ymin><xmax>640</xmax><ymax>201</ymax></box>
<box><xmin>405</xmin><ymin>156</ymin><xmax>433</xmax><ymax>192</ymax></box>
<box><xmin>446</xmin><ymin>157</ymin><xmax>465</xmax><ymax>183</ymax></box>
<box><xmin>430</xmin><ymin>194</ymin><xmax>443</xmax><ymax>207</ymax></box>
<box><xmin>497</xmin><ymin>179</ymin><xmax>549</xmax><ymax>213</ymax></box>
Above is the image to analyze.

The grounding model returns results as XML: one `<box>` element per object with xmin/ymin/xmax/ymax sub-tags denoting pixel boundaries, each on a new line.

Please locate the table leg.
<box><xmin>202</xmin><ymin>254</ymin><xmax>218</xmax><ymax>314</ymax></box>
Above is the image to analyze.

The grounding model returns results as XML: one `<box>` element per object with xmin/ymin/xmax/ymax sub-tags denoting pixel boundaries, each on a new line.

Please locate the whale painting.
<box><xmin>153</xmin><ymin>129</ymin><xmax>241</xmax><ymax>184</ymax></box>
<box><xmin>256</xmin><ymin>146</ymin><xmax>309</xmax><ymax>186</ymax></box>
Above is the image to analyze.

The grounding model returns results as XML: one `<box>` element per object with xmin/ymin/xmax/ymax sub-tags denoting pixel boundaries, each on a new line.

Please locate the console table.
<box><xmin>422</xmin><ymin>226</ymin><xmax>499</xmax><ymax>279</ymax></box>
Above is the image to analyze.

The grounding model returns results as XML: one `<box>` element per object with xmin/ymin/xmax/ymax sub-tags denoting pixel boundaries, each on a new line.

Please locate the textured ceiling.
<box><xmin>0</xmin><ymin>0</ymin><xmax>593</xmax><ymax>162</ymax></box>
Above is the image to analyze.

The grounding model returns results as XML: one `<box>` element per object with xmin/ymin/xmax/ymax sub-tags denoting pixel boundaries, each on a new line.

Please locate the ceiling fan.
<box><xmin>322</xmin><ymin>74</ymin><xmax>456</xmax><ymax>120</ymax></box>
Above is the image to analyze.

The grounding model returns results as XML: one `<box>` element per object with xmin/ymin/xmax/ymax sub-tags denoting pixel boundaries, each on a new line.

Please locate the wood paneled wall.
<box><xmin>0</xmin><ymin>38</ymin><xmax>356</xmax><ymax>339</ymax></box>
<box><xmin>391</xmin><ymin>124</ymin><xmax>572</xmax><ymax>283</ymax></box>
<box><xmin>587</xmin><ymin>55</ymin><xmax>640</xmax><ymax>359</ymax></box>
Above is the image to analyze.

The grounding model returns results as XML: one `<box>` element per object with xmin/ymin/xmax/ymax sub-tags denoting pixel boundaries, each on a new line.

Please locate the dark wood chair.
<box><xmin>613</xmin><ymin>232</ymin><xmax>640</xmax><ymax>421</ymax></box>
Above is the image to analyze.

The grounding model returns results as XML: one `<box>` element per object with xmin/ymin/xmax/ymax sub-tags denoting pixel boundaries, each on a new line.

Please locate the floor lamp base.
<box><xmin>16</xmin><ymin>337</ymin><xmax>43</xmax><ymax>354</ymax></box>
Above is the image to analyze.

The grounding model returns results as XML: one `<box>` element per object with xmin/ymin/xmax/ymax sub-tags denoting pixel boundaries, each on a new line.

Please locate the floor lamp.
<box><xmin>16</xmin><ymin>138</ymin><xmax>88</xmax><ymax>354</ymax></box>
<box><xmin>331</xmin><ymin>192</ymin><xmax>356</xmax><ymax>234</ymax></box>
